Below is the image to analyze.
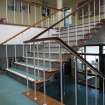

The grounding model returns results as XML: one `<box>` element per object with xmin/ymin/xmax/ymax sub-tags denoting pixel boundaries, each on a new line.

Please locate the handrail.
<box><xmin>24</xmin><ymin>37</ymin><xmax>105</xmax><ymax>79</ymax></box>
<box><xmin>1</xmin><ymin>9</ymin><xmax>60</xmax><ymax>45</ymax></box>
<box><xmin>25</xmin><ymin>0</ymin><xmax>92</xmax><ymax>42</ymax></box>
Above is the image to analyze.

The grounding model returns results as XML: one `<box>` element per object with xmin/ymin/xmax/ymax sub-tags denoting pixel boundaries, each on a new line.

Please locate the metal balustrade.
<box><xmin>3</xmin><ymin>0</ymin><xmax>105</xmax><ymax>105</ymax></box>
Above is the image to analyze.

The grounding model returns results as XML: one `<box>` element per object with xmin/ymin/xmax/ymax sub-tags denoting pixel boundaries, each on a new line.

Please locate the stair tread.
<box><xmin>23</xmin><ymin>56</ymin><xmax>67</xmax><ymax>62</ymax></box>
<box><xmin>6</xmin><ymin>68</ymin><xmax>49</xmax><ymax>85</ymax></box>
<box><xmin>26</xmin><ymin>51</ymin><xmax>69</xmax><ymax>54</ymax></box>
<box><xmin>14</xmin><ymin>61</ymin><xmax>59</xmax><ymax>72</ymax></box>
<box><xmin>6</xmin><ymin>68</ymin><xmax>42</xmax><ymax>82</ymax></box>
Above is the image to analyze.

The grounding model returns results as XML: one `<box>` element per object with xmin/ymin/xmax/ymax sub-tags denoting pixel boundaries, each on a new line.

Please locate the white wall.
<box><xmin>0</xmin><ymin>24</ymin><xmax>57</xmax><ymax>45</ymax></box>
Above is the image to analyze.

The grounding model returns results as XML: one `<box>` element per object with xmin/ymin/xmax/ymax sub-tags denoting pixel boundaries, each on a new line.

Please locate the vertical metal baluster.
<box><xmin>37</xmin><ymin>42</ymin><xmax>40</xmax><ymax>81</ymax></box>
<box><xmin>59</xmin><ymin>45</ymin><xmax>63</xmax><ymax>104</ymax></box>
<box><xmin>58</xmin><ymin>21</ymin><xmax>61</xmax><ymax>59</ymax></box>
<box><xmin>82</xmin><ymin>8</ymin><xmax>85</xmax><ymax>39</ymax></box>
<box><xmin>23</xmin><ymin>43</ymin><xmax>24</xmax><ymax>57</ymax></box>
<box><xmin>94</xmin><ymin>0</ymin><xmax>96</xmax><ymax>27</ymax></box>
<box><xmin>95</xmin><ymin>74</ymin><xmax>97</xmax><ymax>105</ymax></box>
<box><xmin>26</xmin><ymin>44</ymin><xmax>29</xmax><ymax>95</ymax></box>
<box><xmin>45</xmin><ymin>7</ymin><xmax>47</xmax><ymax>27</ymax></box>
<box><xmin>40</xmin><ymin>6</ymin><xmax>43</xmax><ymax>27</ymax></box>
<box><xmin>58</xmin><ymin>20</ymin><xmax>64</xmax><ymax>104</ymax></box>
<box><xmin>6</xmin><ymin>0</ymin><xmax>8</xmax><ymax>22</ymax></box>
<box><xmin>67</xmin><ymin>25</ymin><xmax>70</xmax><ymax>45</ymax></box>
<box><xmin>29</xmin><ymin>43</ymin><xmax>31</xmax><ymax>52</ymax></box>
<box><xmin>104</xmin><ymin>0</ymin><xmax>105</xmax><ymax>18</ymax></box>
<box><xmin>88</xmin><ymin>3</ymin><xmax>91</xmax><ymax>33</ymax></box>
<box><xmin>52</xmin><ymin>12</ymin><xmax>55</xmax><ymax>25</ymax></box>
<box><xmin>6</xmin><ymin>45</ymin><xmax>8</xmax><ymax>69</ymax></box>
<box><xmin>50</xmin><ymin>9</ymin><xmax>52</xmax><ymax>25</ymax></box>
<box><xmin>56</xmin><ymin>12</ymin><xmax>59</xmax><ymax>28</ymax></box>
<box><xmin>99</xmin><ymin>0</ymin><xmax>101</xmax><ymax>22</ymax></box>
<box><xmin>14</xmin><ymin>0</ymin><xmax>16</xmax><ymax>24</ymax></box>
<box><xmin>75</xmin><ymin>12</ymin><xmax>78</xmax><ymax>46</ymax></box>
<box><xmin>14</xmin><ymin>45</ymin><xmax>16</xmax><ymax>62</ymax></box>
<box><xmin>21</xmin><ymin>1</ymin><xmax>23</xmax><ymax>24</ymax></box>
<box><xmin>47</xmin><ymin>17</ymin><xmax>49</xmax><ymax>28</ymax></box>
<box><xmin>75</xmin><ymin>56</ymin><xmax>77</xmax><ymax>105</ymax></box>
<box><xmin>48</xmin><ymin>19</ymin><xmax>51</xmax><ymax>70</ymax></box>
<box><xmin>28</xmin><ymin>4</ymin><xmax>30</xmax><ymax>25</ymax></box>
<box><xmin>43</xmin><ymin>41</ymin><xmax>47</xmax><ymax>105</ymax></box>
<box><xmin>103</xmin><ymin>78</ymin><xmax>105</xmax><ymax>105</ymax></box>
<box><xmin>34</xmin><ymin>6</ymin><xmax>36</xmax><ymax>24</ymax></box>
<box><xmin>86</xmin><ymin>65</ymin><xmax>88</xmax><ymax>105</ymax></box>
<box><xmin>33</xmin><ymin>42</ymin><xmax>37</xmax><ymax>101</ymax></box>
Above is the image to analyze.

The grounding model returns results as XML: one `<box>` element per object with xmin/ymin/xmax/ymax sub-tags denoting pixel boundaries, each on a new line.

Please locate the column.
<box><xmin>57</xmin><ymin>0</ymin><xmax>63</xmax><ymax>20</ymax></box>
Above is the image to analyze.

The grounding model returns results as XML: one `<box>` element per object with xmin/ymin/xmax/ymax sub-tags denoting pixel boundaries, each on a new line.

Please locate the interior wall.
<box><xmin>0</xmin><ymin>0</ymin><xmax>58</xmax><ymax>25</ymax></box>
<box><xmin>0</xmin><ymin>45</ymin><xmax>23</xmax><ymax>69</ymax></box>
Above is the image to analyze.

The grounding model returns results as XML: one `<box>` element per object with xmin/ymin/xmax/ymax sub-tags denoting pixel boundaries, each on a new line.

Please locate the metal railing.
<box><xmin>4</xmin><ymin>0</ymin><xmax>105</xmax><ymax>105</ymax></box>
<box><xmin>24</xmin><ymin>36</ymin><xmax>105</xmax><ymax>105</ymax></box>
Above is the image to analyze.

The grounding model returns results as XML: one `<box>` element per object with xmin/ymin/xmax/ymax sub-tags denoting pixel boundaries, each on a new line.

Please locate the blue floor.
<box><xmin>40</xmin><ymin>76</ymin><xmax>105</xmax><ymax>105</ymax></box>
<box><xmin>0</xmin><ymin>75</ymin><xmax>37</xmax><ymax>105</ymax></box>
<box><xmin>0</xmin><ymin>74</ymin><xmax>104</xmax><ymax>105</ymax></box>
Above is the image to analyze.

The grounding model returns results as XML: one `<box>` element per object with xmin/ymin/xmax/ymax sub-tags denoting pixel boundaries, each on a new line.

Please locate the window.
<box><xmin>8</xmin><ymin>0</ymin><xmax>16</xmax><ymax>11</ymax></box>
<box><xmin>64</xmin><ymin>9</ymin><xmax>72</xmax><ymax>27</ymax></box>
<box><xmin>86</xmin><ymin>46</ymin><xmax>99</xmax><ymax>54</ymax></box>
<box><xmin>8</xmin><ymin>0</ymin><xmax>30</xmax><ymax>13</ymax></box>
<box><xmin>42</xmin><ymin>7</ymin><xmax>50</xmax><ymax>16</ymax></box>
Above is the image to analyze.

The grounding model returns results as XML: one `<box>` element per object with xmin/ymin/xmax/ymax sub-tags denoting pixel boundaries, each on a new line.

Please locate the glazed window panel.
<box><xmin>8</xmin><ymin>0</ymin><xmax>16</xmax><ymax>11</ymax></box>
<box><xmin>86</xmin><ymin>46</ymin><xmax>99</xmax><ymax>54</ymax></box>
<box><xmin>8</xmin><ymin>0</ymin><xmax>31</xmax><ymax>13</ymax></box>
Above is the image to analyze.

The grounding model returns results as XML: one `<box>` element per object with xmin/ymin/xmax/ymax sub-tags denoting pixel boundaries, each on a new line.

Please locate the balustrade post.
<box><xmin>6</xmin><ymin>45</ymin><xmax>8</xmax><ymax>69</ymax></box>
<box><xmin>94</xmin><ymin>0</ymin><xmax>96</xmax><ymax>27</ymax></box>
<box><xmin>33</xmin><ymin>42</ymin><xmax>37</xmax><ymax>101</ymax></box>
<box><xmin>88</xmin><ymin>3</ymin><xmax>91</xmax><ymax>33</ymax></box>
<box><xmin>25</xmin><ymin>44</ymin><xmax>29</xmax><ymax>95</ymax></box>
<box><xmin>43</xmin><ymin>41</ymin><xmax>47</xmax><ymax>105</ymax></box>
<box><xmin>13</xmin><ymin>0</ymin><xmax>16</xmax><ymax>24</ymax></box>
<box><xmin>37</xmin><ymin>42</ymin><xmax>40</xmax><ymax>81</ymax></box>
<box><xmin>21</xmin><ymin>1</ymin><xmax>23</xmax><ymax>24</ymax></box>
<box><xmin>74</xmin><ymin>57</ymin><xmax>77</xmax><ymax>105</ymax></box>
<box><xmin>82</xmin><ymin>8</ymin><xmax>85</xmax><ymax>39</ymax></box>
<box><xmin>103</xmin><ymin>78</ymin><xmax>105</xmax><ymax>105</ymax></box>
<box><xmin>86</xmin><ymin>65</ymin><xmax>88</xmax><ymax>105</ymax></box>
<box><xmin>5</xmin><ymin>0</ymin><xmax>8</xmax><ymax>22</ymax></box>
<box><xmin>99</xmin><ymin>0</ymin><xmax>101</xmax><ymax>22</ymax></box>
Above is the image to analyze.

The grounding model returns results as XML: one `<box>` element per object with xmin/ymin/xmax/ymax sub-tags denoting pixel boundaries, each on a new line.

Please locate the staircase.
<box><xmin>2</xmin><ymin>0</ymin><xmax>105</xmax><ymax>105</ymax></box>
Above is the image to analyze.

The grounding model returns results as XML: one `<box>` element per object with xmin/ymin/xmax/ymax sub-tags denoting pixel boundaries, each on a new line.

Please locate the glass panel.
<box><xmin>103</xmin><ymin>46</ymin><xmax>105</xmax><ymax>54</ymax></box>
<box><xmin>78</xmin><ymin>47</ymin><xmax>84</xmax><ymax>53</ymax></box>
<box><xmin>75</xmin><ymin>56</ymin><xmax>99</xmax><ymax>88</ymax></box>
<box><xmin>86</xmin><ymin>46</ymin><xmax>99</xmax><ymax>54</ymax></box>
<box><xmin>86</xmin><ymin>55</ymin><xmax>99</xmax><ymax>67</ymax></box>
